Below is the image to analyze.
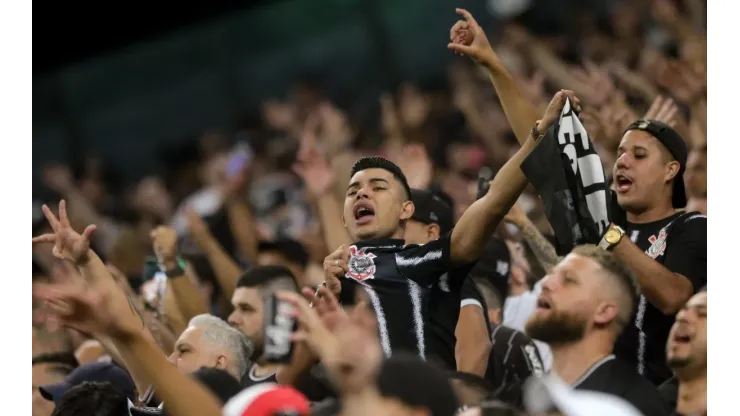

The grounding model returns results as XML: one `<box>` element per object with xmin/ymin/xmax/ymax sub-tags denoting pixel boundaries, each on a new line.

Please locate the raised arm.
<box><xmin>185</xmin><ymin>208</ymin><xmax>243</xmax><ymax>301</ymax></box>
<box><xmin>447</xmin><ymin>9</ymin><xmax>539</xmax><ymax>145</ymax></box>
<box><xmin>151</xmin><ymin>226</ymin><xmax>209</xmax><ymax>321</ymax></box>
<box><xmin>449</xmin><ymin>90</ymin><xmax>580</xmax><ymax>264</ymax></box>
<box><xmin>504</xmin><ymin>203</ymin><xmax>561</xmax><ymax>273</ymax></box>
<box><xmin>292</xmin><ymin>127</ymin><xmax>353</xmax><ymax>252</ymax></box>
<box><xmin>222</xmin><ymin>167</ymin><xmax>260</xmax><ymax>263</ymax></box>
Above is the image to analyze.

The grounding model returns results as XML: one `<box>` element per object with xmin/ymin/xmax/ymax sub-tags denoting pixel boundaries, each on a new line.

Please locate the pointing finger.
<box><xmin>455</xmin><ymin>8</ymin><xmax>478</xmax><ymax>27</ymax></box>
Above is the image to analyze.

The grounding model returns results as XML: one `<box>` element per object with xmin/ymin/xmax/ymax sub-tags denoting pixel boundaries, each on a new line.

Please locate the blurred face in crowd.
<box><xmin>526</xmin><ymin>253</ymin><xmax>618</xmax><ymax>345</ymax></box>
<box><xmin>344</xmin><ymin>168</ymin><xmax>414</xmax><ymax>241</ymax></box>
<box><xmin>32</xmin><ymin>364</ymin><xmax>65</xmax><ymax>416</ymax></box>
<box><xmin>666</xmin><ymin>292</ymin><xmax>707</xmax><ymax>377</ymax></box>
<box><xmin>613</xmin><ymin>130</ymin><xmax>680</xmax><ymax>214</ymax></box>
<box><xmin>228</xmin><ymin>287</ymin><xmax>265</xmax><ymax>353</ymax></box>
<box><xmin>403</xmin><ymin>219</ymin><xmax>440</xmax><ymax>246</ymax></box>
<box><xmin>684</xmin><ymin>148</ymin><xmax>707</xmax><ymax>198</ymax></box>
<box><xmin>168</xmin><ymin>326</ymin><xmax>228</xmax><ymax>374</ymax></box>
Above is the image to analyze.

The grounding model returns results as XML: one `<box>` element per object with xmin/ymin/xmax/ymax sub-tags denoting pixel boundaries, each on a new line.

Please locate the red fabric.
<box><xmin>240</xmin><ymin>387</ymin><xmax>309</xmax><ymax>416</ymax></box>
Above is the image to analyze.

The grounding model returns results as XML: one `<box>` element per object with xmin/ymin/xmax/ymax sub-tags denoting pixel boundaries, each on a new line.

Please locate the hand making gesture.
<box><xmin>448</xmin><ymin>9</ymin><xmax>499</xmax><ymax>70</ymax></box>
<box><xmin>32</xmin><ymin>200</ymin><xmax>96</xmax><ymax>264</ymax></box>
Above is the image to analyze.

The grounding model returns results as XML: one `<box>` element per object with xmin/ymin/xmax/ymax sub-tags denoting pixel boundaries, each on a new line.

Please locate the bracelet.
<box><xmin>160</xmin><ymin>257</ymin><xmax>186</xmax><ymax>278</ymax></box>
<box><xmin>531</xmin><ymin>120</ymin><xmax>543</xmax><ymax>140</ymax></box>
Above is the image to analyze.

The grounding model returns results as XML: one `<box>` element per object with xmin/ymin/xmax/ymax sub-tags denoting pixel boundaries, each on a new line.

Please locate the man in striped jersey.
<box><xmin>323</xmin><ymin>91</ymin><xmax>577</xmax><ymax>362</ymax></box>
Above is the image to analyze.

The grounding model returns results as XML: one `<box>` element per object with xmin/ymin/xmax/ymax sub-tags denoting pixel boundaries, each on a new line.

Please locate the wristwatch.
<box><xmin>160</xmin><ymin>258</ymin><xmax>186</xmax><ymax>278</ymax></box>
<box><xmin>598</xmin><ymin>224</ymin><xmax>626</xmax><ymax>251</ymax></box>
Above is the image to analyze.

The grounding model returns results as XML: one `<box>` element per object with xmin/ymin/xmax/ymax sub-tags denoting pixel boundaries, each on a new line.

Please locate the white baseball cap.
<box><xmin>524</xmin><ymin>375</ymin><xmax>644</xmax><ymax>416</ymax></box>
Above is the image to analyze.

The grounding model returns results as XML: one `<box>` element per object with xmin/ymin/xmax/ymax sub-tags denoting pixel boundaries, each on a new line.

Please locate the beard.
<box><xmin>667</xmin><ymin>355</ymin><xmax>691</xmax><ymax>369</ymax></box>
<box><xmin>525</xmin><ymin>308</ymin><xmax>588</xmax><ymax>345</ymax></box>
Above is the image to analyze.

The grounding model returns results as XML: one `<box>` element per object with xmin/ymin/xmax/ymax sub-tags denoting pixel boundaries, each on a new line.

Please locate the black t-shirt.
<box><xmin>574</xmin><ymin>355</ymin><xmax>671</xmax><ymax>416</ymax></box>
<box><xmin>614</xmin><ymin>211</ymin><xmax>707</xmax><ymax>385</ymax></box>
<box><xmin>338</xmin><ymin>234</ymin><xmax>468</xmax><ymax>362</ymax></box>
<box><xmin>240</xmin><ymin>363</ymin><xmax>278</xmax><ymax>388</ymax></box>
<box><xmin>485</xmin><ymin>324</ymin><xmax>545</xmax><ymax>407</ymax></box>
<box><xmin>425</xmin><ymin>271</ymin><xmax>480</xmax><ymax>370</ymax></box>
<box><xmin>659</xmin><ymin>377</ymin><xmax>679</xmax><ymax>412</ymax></box>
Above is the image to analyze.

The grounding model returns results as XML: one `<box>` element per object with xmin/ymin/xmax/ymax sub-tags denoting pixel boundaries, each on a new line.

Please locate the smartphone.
<box><xmin>262</xmin><ymin>293</ymin><xmax>297</xmax><ymax>364</ymax></box>
<box><xmin>225</xmin><ymin>143</ymin><xmax>253</xmax><ymax>178</ymax></box>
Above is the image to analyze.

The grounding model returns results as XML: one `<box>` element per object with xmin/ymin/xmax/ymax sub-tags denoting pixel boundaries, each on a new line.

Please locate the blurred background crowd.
<box><xmin>32</xmin><ymin>0</ymin><xmax>707</xmax><ymax>415</ymax></box>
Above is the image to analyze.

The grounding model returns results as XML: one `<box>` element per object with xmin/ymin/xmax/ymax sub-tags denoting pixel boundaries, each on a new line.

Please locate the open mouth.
<box><xmin>353</xmin><ymin>202</ymin><xmax>376</xmax><ymax>225</ymax></box>
<box><xmin>672</xmin><ymin>332</ymin><xmax>693</xmax><ymax>345</ymax></box>
<box><xmin>536</xmin><ymin>297</ymin><xmax>552</xmax><ymax>311</ymax></box>
<box><xmin>614</xmin><ymin>174</ymin><xmax>633</xmax><ymax>193</ymax></box>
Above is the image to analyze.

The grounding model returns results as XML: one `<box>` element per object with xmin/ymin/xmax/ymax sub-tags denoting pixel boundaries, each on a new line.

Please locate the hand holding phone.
<box><xmin>263</xmin><ymin>294</ymin><xmax>298</xmax><ymax>364</ymax></box>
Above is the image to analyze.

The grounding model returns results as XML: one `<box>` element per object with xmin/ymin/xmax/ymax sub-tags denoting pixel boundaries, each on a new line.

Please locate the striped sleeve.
<box><xmin>395</xmin><ymin>233</ymin><xmax>451</xmax><ymax>285</ymax></box>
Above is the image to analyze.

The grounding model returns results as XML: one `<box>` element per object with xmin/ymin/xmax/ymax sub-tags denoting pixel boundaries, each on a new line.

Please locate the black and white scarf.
<box><xmin>521</xmin><ymin>99</ymin><xmax>620</xmax><ymax>255</ymax></box>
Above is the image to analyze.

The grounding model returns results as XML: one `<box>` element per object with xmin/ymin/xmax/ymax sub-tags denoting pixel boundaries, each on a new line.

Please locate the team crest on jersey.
<box><xmin>646</xmin><ymin>228</ymin><xmax>668</xmax><ymax>259</ymax></box>
<box><xmin>346</xmin><ymin>246</ymin><xmax>378</xmax><ymax>281</ymax></box>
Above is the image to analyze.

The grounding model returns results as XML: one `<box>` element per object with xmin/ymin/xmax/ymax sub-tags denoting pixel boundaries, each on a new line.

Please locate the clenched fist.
<box><xmin>151</xmin><ymin>226</ymin><xmax>179</xmax><ymax>269</ymax></box>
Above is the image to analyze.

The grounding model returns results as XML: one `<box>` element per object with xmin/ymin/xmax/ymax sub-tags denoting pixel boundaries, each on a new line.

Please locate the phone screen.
<box><xmin>262</xmin><ymin>293</ymin><xmax>297</xmax><ymax>364</ymax></box>
<box><xmin>225</xmin><ymin>143</ymin><xmax>253</xmax><ymax>178</ymax></box>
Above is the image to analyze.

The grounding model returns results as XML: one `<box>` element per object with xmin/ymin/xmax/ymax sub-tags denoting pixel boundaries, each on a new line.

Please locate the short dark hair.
<box><xmin>350</xmin><ymin>156</ymin><xmax>411</xmax><ymax>199</ymax></box>
<box><xmin>51</xmin><ymin>381</ymin><xmax>127</xmax><ymax>416</ymax></box>
<box><xmin>191</xmin><ymin>367</ymin><xmax>242</xmax><ymax>404</ymax></box>
<box><xmin>236</xmin><ymin>265</ymin><xmax>298</xmax><ymax>292</ymax></box>
<box><xmin>478</xmin><ymin>399</ymin><xmax>527</xmax><ymax>416</ymax></box>
<box><xmin>258</xmin><ymin>239</ymin><xmax>310</xmax><ymax>269</ymax></box>
<box><xmin>377</xmin><ymin>354</ymin><xmax>459</xmax><ymax>416</ymax></box>
<box><xmin>698</xmin><ymin>285</ymin><xmax>706</xmax><ymax>293</ymax></box>
<box><xmin>448</xmin><ymin>371</ymin><xmax>495</xmax><ymax>404</ymax></box>
<box><xmin>571</xmin><ymin>245</ymin><xmax>640</xmax><ymax>333</ymax></box>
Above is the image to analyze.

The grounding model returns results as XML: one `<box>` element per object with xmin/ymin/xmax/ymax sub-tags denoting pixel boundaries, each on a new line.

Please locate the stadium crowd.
<box><xmin>32</xmin><ymin>1</ymin><xmax>707</xmax><ymax>415</ymax></box>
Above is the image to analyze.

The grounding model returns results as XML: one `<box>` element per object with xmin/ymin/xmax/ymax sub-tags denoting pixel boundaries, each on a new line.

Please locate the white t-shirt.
<box><xmin>503</xmin><ymin>281</ymin><xmax>553</xmax><ymax>372</ymax></box>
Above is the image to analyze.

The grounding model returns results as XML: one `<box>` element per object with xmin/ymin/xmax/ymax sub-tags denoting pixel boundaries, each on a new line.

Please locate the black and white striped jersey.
<box><xmin>338</xmin><ymin>234</ymin><xmax>461</xmax><ymax>361</ymax></box>
<box><xmin>614</xmin><ymin>211</ymin><xmax>707</xmax><ymax>385</ymax></box>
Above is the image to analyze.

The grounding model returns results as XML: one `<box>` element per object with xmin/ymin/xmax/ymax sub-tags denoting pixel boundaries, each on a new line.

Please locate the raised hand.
<box><xmin>538</xmin><ymin>90</ymin><xmax>581</xmax><ymax>134</ymax></box>
<box><xmin>221</xmin><ymin>165</ymin><xmax>251</xmax><ymax>202</ymax></box>
<box><xmin>32</xmin><ymin>200</ymin><xmax>96</xmax><ymax>264</ymax></box>
<box><xmin>184</xmin><ymin>208</ymin><xmax>211</xmax><ymax>247</ymax></box>
<box><xmin>395</xmin><ymin>143</ymin><xmax>434</xmax><ymax>190</ymax></box>
<box><xmin>42</xmin><ymin>165</ymin><xmax>75</xmax><ymax>193</ymax></box>
<box><xmin>33</xmin><ymin>263</ymin><xmax>141</xmax><ymax>339</ymax></box>
<box><xmin>644</xmin><ymin>95</ymin><xmax>679</xmax><ymax>127</ymax></box>
<box><xmin>570</xmin><ymin>61</ymin><xmax>616</xmax><ymax>107</ymax></box>
<box><xmin>380</xmin><ymin>93</ymin><xmax>402</xmax><ymax>137</ymax></box>
<box><xmin>655</xmin><ymin>59</ymin><xmax>705</xmax><ymax>104</ymax></box>
<box><xmin>301</xmin><ymin>286</ymin><xmax>348</xmax><ymax>332</ymax></box>
<box><xmin>322</xmin><ymin>245</ymin><xmax>350</xmax><ymax>295</ymax></box>
<box><xmin>151</xmin><ymin>226</ymin><xmax>179</xmax><ymax>268</ymax></box>
<box><xmin>276</xmin><ymin>290</ymin><xmax>336</xmax><ymax>360</ymax></box>
<box><xmin>448</xmin><ymin>9</ymin><xmax>498</xmax><ymax>69</ymax></box>
<box><xmin>292</xmin><ymin>142</ymin><xmax>335</xmax><ymax>198</ymax></box>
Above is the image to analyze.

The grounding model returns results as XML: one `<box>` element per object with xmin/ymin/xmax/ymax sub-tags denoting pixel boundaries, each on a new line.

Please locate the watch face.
<box><xmin>605</xmin><ymin>230</ymin><xmax>620</xmax><ymax>244</ymax></box>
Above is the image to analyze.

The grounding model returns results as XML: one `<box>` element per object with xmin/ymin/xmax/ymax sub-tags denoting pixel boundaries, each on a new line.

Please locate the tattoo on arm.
<box><xmin>520</xmin><ymin>222</ymin><xmax>561</xmax><ymax>272</ymax></box>
<box><xmin>126</xmin><ymin>295</ymin><xmax>146</xmax><ymax>328</ymax></box>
